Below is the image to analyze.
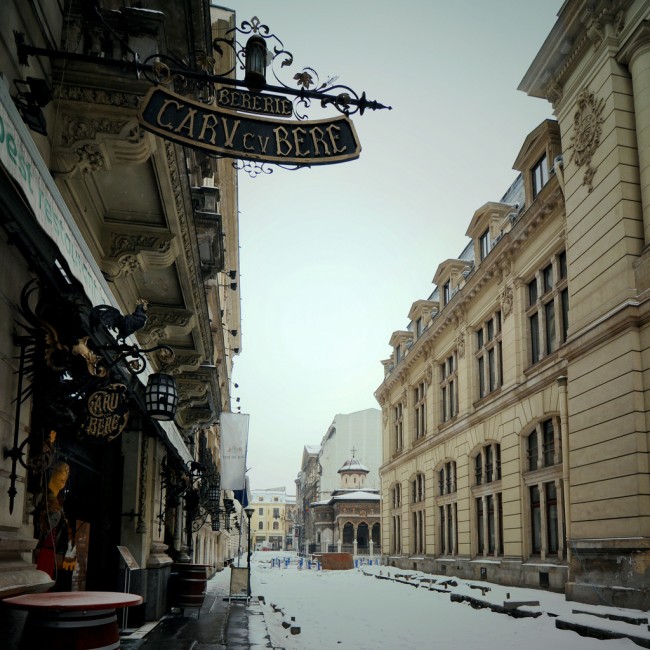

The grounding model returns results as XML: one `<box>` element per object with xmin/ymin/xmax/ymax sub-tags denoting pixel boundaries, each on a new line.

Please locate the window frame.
<box><xmin>526</xmin><ymin>251</ymin><xmax>569</xmax><ymax>367</ymax></box>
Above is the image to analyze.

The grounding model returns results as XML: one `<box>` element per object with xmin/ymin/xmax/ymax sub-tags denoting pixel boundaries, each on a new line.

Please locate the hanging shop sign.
<box><xmin>138</xmin><ymin>86</ymin><xmax>361</xmax><ymax>166</ymax></box>
<box><xmin>80</xmin><ymin>383</ymin><xmax>130</xmax><ymax>442</ymax></box>
<box><xmin>216</xmin><ymin>87</ymin><xmax>293</xmax><ymax>118</ymax></box>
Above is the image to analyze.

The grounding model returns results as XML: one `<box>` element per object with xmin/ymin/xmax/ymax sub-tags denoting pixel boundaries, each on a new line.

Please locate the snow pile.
<box><xmin>251</xmin><ymin>552</ymin><xmax>648</xmax><ymax>649</ymax></box>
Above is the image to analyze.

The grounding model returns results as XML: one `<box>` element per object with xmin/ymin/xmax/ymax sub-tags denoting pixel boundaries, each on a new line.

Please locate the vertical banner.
<box><xmin>220</xmin><ymin>413</ymin><xmax>249</xmax><ymax>490</ymax></box>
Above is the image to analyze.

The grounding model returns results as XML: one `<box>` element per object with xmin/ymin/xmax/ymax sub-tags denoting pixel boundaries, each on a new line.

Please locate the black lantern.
<box><xmin>208</xmin><ymin>483</ymin><xmax>220</xmax><ymax>507</ymax></box>
<box><xmin>145</xmin><ymin>373</ymin><xmax>178</xmax><ymax>420</ymax></box>
<box><xmin>244</xmin><ymin>35</ymin><xmax>267</xmax><ymax>91</ymax></box>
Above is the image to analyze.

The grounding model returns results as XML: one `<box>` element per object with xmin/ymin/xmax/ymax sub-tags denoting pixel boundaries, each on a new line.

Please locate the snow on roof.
<box><xmin>331</xmin><ymin>490</ymin><xmax>380</xmax><ymax>501</ymax></box>
<box><xmin>338</xmin><ymin>458</ymin><xmax>369</xmax><ymax>473</ymax></box>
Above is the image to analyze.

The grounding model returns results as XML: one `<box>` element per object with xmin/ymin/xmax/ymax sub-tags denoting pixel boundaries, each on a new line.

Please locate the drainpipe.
<box><xmin>557</xmin><ymin>375</ymin><xmax>571</xmax><ymax>561</ymax></box>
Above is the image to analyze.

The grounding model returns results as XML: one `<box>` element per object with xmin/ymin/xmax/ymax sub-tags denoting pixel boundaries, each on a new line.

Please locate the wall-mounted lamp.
<box><xmin>227</xmin><ymin>270</ymin><xmax>237</xmax><ymax>280</ymax></box>
<box><xmin>244</xmin><ymin>35</ymin><xmax>267</xmax><ymax>91</ymax></box>
<box><xmin>220</xmin><ymin>282</ymin><xmax>238</xmax><ymax>290</ymax></box>
<box><xmin>144</xmin><ymin>373</ymin><xmax>179</xmax><ymax>421</ymax></box>
<box><xmin>227</xmin><ymin>347</ymin><xmax>240</xmax><ymax>354</ymax></box>
<box><xmin>14</xmin><ymin>76</ymin><xmax>52</xmax><ymax>135</ymax></box>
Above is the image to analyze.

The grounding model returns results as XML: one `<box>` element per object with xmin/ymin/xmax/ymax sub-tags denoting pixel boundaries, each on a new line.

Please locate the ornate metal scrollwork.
<box><xmin>213</xmin><ymin>16</ymin><xmax>390</xmax><ymax>120</ymax></box>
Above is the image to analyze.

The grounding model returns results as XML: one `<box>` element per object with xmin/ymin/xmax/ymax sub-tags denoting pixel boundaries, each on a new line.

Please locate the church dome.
<box><xmin>338</xmin><ymin>457</ymin><xmax>369</xmax><ymax>474</ymax></box>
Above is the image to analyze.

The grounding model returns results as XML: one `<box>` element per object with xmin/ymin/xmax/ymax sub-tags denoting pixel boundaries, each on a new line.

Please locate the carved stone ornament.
<box><xmin>568</xmin><ymin>88</ymin><xmax>605</xmax><ymax>192</ymax></box>
<box><xmin>457</xmin><ymin>329</ymin><xmax>466</xmax><ymax>359</ymax></box>
<box><xmin>75</xmin><ymin>144</ymin><xmax>107</xmax><ymax>174</ymax></box>
<box><xmin>424</xmin><ymin>363</ymin><xmax>433</xmax><ymax>385</ymax></box>
<box><xmin>501</xmin><ymin>283</ymin><xmax>514</xmax><ymax>320</ymax></box>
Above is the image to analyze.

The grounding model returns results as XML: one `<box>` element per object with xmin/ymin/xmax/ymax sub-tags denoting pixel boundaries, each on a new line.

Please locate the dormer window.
<box><xmin>532</xmin><ymin>153</ymin><xmax>549</xmax><ymax>198</ymax></box>
<box><xmin>479</xmin><ymin>228</ymin><xmax>491</xmax><ymax>260</ymax></box>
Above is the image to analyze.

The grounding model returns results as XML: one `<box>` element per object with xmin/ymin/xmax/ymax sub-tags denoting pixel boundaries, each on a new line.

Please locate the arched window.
<box><xmin>273</xmin><ymin>521</ymin><xmax>279</xmax><ymax>530</ymax></box>
<box><xmin>471</xmin><ymin>443</ymin><xmax>503</xmax><ymax>557</ymax></box>
<box><xmin>522</xmin><ymin>417</ymin><xmax>564</xmax><ymax>559</ymax></box>
<box><xmin>435</xmin><ymin>461</ymin><xmax>457</xmax><ymax>556</ymax></box>
<box><xmin>410</xmin><ymin>472</ymin><xmax>426</xmax><ymax>555</ymax></box>
<box><xmin>390</xmin><ymin>482</ymin><xmax>402</xmax><ymax>554</ymax></box>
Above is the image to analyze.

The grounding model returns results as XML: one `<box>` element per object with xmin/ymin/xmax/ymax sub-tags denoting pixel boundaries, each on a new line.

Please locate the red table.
<box><xmin>3</xmin><ymin>591</ymin><xmax>143</xmax><ymax>650</ymax></box>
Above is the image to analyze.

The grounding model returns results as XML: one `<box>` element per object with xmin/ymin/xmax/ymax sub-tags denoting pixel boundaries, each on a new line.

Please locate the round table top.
<box><xmin>2</xmin><ymin>591</ymin><xmax>143</xmax><ymax>611</ymax></box>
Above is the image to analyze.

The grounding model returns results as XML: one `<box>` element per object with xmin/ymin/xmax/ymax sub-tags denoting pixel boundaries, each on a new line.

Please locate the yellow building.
<box><xmin>376</xmin><ymin>0</ymin><xmax>650</xmax><ymax>611</ymax></box>
<box><xmin>250</xmin><ymin>487</ymin><xmax>294</xmax><ymax>551</ymax></box>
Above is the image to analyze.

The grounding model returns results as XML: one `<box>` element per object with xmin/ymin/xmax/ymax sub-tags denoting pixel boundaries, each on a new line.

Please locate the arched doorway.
<box><xmin>357</xmin><ymin>522</ymin><xmax>369</xmax><ymax>552</ymax></box>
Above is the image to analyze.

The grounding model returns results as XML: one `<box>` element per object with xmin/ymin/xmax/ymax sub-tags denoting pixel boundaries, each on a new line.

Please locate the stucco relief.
<box><xmin>500</xmin><ymin>283</ymin><xmax>513</xmax><ymax>320</ymax></box>
<box><xmin>456</xmin><ymin>328</ymin><xmax>466</xmax><ymax>359</ymax></box>
<box><xmin>568</xmin><ymin>88</ymin><xmax>605</xmax><ymax>192</ymax></box>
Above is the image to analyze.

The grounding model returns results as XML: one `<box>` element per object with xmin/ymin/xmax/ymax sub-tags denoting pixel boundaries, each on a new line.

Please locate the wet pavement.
<box><xmin>120</xmin><ymin>569</ymin><xmax>279</xmax><ymax>650</ymax></box>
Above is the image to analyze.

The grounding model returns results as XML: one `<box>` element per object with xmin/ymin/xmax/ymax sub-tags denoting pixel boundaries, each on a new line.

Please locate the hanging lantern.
<box><xmin>145</xmin><ymin>373</ymin><xmax>178</xmax><ymax>420</ymax></box>
<box><xmin>208</xmin><ymin>483</ymin><xmax>220</xmax><ymax>507</ymax></box>
<box><xmin>244</xmin><ymin>35</ymin><xmax>267</xmax><ymax>91</ymax></box>
<box><xmin>211</xmin><ymin>509</ymin><xmax>221</xmax><ymax>531</ymax></box>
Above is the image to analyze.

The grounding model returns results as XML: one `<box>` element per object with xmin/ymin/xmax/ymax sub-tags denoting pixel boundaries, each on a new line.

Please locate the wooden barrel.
<box><xmin>19</xmin><ymin>608</ymin><xmax>120</xmax><ymax>650</ymax></box>
<box><xmin>171</xmin><ymin>563</ymin><xmax>209</xmax><ymax>610</ymax></box>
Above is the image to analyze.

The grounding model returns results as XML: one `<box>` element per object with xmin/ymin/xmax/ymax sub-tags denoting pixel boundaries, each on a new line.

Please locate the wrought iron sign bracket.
<box><xmin>14</xmin><ymin>31</ymin><xmax>391</xmax><ymax>117</ymax></box>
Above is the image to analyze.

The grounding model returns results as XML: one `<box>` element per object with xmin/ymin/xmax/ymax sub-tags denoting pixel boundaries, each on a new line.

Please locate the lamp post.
<box><xmin>244</xmin><ymin>507</ymin><xmax>254</xmax><ymax>599</ymax></box>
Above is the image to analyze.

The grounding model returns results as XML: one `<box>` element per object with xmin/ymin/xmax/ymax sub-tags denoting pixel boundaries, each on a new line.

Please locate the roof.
<box><xmin>338</xmin><ymin>458</ymin><xmax>369</xmax><ymax>473</ymax></box>
<box><xmin>332</xmin><ymin>490</ymin><xmax>380</xmax><ymax>501</ymax></box>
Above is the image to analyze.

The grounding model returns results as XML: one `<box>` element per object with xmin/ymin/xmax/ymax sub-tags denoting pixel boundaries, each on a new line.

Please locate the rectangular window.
<box><xmin>393</xmin><ymin>402</ymin><xmax>404</xmax><ymax>451</ymax></box>
<box><xmin>546</xmin><ymin>482</ymin><xmax>559</xmax><ymax>554</ymax></box>
<box><xmin>439</xmin><ymin>506</ymin><xmax>446</xmax><ymax>554</ymax></box>
<box><xmin>476</xmin><ymin>312</ymin><xmax>502</xmax><ymax>399</ymax></box>
<box><xmin>474</xmin><ymin>454</ymin><xmax>483</xmax><ymax>485</ymax></box>
<box><xmin>414</xmin><ymin>381</ymin><xmax>426</xmax><ymax>440</ymax></box>
<box><xmin>273</xmin><ymin>508</ymin><xmax>280</xmax><ymax>519</ymax></box>
<box><xmin>443</xmin><ymin>281</ymin><xmax>451</xmax><ymax>305</ymax></box>
<box><xmin>528</xmin><ymin>278</ymin><xmax>538</xmax><ymax>306</ymax></box>
<box><xmin>530</xmin><ymin>312</ymin><xmax>540</xmax><ymax>364</ymax></box>
<box><xmin>545</xmin><ymin>300</ymin><xmax>556</xmax><ymax>353</ymax></box>
<box><xmin>258</xmin><ymin>507</ymin><xmax>263</xmax><ymax>516</ymax></box>
<box><xmin>561</xmin><ymin>288</ymin><xmax>569</xmax><ymax>343</ymax></box>
<box><xmin>440</xmin><ymin>352</ymin><xmax>457</xmax><ymax>422</ymax></box>
<box><xmin>542</xmin><ymin>419</ymin><xmax>555</xmax><ymax>466</ymax></box>
<box><xmin>480</xmin><ymin>229</ymin><xmax>490</xmax><ymax>260</ymax></box>
<box><xmin>476</xmin><ymin>498</ymin><xmax>484</xmax><ymax>554</ymax></box>
<box><xmin>527</xmin><ymin>429</ymin><xmax>538</xmax><ymax>471</ymax></box>
<box><xmin>543</xmin><ymin>264</ymin><xmax>553</xmax><ymax>293</ymax></box>
<box><xmin>487</xmin><ymin>495</ymin><xmax>495</xmax><ymax>553</ymax></box>
<box><xmin>532</xmin><ymin>153</ymin><xmax>549</xmax><ymax>198</ymax></box>
<box><xmin>527</xmin><ymin>251</ymin><xmax>568</xmax><ymax>367</ymax></box>
<box><xmin>416</xmin><ymin>317</ymin><xmax>422</xmax><ymax>337</ymax></box>
<box><xmin>530</xmin><ymin>485</ymin><xmax>541</xmax><ymax>554</ymax></box>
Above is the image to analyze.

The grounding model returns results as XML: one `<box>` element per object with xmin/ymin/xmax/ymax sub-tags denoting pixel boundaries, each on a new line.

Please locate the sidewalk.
<box><xmin>120</xmin><ymin>568</ymin><xmax>280</xmax><ymax>650</ymax></box>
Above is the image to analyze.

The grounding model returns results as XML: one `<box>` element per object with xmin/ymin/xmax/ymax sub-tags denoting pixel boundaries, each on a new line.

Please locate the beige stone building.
<box><xmin>376</xmin><ymin>0</ymin><xmax>650</xmax><ymax>611</ymax></box>
<box><xmin>0</xmin><ymin>2</ymin><xmax>242</xmax><ymax>641</ymax></box>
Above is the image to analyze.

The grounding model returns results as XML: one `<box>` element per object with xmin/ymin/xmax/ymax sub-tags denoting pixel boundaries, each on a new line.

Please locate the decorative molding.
<box><xmin>60</xmin><ymin>114</ymin><xmax>133</xmax><ymax>147</ymax></box>
<box><xmin>55</xmin><ymin>84</ymin><xmax>141</xmax><ymax>109</ymax></box>
<box><xmin>74</xmin><ymin>143</ymin><xmax>107</xmax><ymax>173</ymax></box>
<box><xmin>567</xmin><ymin>88</ymin><xmax>605</xmax><ymax>192</ymax></box>
<box><xmin>501</xmin><ymin>283</ymin><xmax>514</xmax><ymax>320</ymax></box>
<box><xmin>456</xmin><ymin>328</ymin><xmax>466</xmax><ymax>359</ymax></box>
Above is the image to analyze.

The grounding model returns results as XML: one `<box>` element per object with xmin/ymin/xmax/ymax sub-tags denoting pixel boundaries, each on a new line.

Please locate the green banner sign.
<box><xmin>138</xmin><ymin>86</ymin><xmax>361</xmax><ymax>166</ymax></box>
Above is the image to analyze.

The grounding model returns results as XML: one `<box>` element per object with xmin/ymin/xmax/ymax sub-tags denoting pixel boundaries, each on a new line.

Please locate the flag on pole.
<box><xmin>220</xmin><ymin>412</ymin><xmax>249</xmax><ymax>490</ymax></box>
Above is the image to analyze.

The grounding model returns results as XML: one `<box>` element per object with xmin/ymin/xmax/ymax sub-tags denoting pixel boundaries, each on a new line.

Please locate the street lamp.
<box><xmin>244</xmin><ymin>507</ymin><xmax>254</xmax><ymax>599</ymax></box>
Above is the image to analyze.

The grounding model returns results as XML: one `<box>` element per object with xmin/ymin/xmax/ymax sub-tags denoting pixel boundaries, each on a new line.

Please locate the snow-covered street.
<box><xmin>247</xmin><ymin>552</ymin><xmax>648</xmax><ymax>649</ymax></box>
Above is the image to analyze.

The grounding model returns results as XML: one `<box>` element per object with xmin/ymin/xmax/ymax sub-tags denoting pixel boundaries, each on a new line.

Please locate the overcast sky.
<box><xmin>225</xmin><ymin>1</ymin><xmax>564</xmax><ymax>493</ymax></box>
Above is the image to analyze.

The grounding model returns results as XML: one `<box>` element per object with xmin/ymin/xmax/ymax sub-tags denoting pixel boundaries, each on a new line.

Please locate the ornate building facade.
<box><xmin>376</xmin><ymin>0</ymin><xmax>650</xmax><ymax>611</ymax></box>
<box><xmin>0</xmin><ymin>1</ymin><xmax>242</xmax><ymax>642</ymax></box>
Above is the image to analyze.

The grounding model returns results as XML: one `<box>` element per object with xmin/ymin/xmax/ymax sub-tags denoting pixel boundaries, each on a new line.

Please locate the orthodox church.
<box><xmin>310</xmin><ymin>452</ymin><xmax>380</xmax><ymax>555</ymax></box>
